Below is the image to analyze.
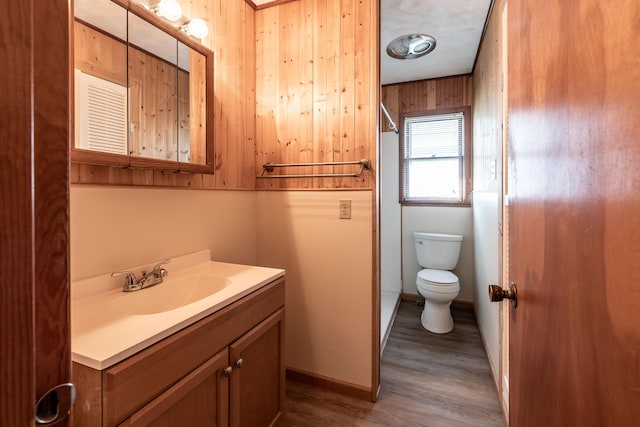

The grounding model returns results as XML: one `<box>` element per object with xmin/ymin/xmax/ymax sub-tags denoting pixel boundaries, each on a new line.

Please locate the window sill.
<box><xmin>401</xmin><ymin>201</ymin><xmax>471</xmax><ymax>208</ymax></box>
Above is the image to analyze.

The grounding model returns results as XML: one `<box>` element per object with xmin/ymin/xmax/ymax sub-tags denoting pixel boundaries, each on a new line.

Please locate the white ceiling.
<box><xmin>153</xmin><ymin>0</ymin><xmax>490</xmax><ymax>85</ymax></box>
<box><xmin>381</xmin><ymin>0</ymin><xmax>492</xmax><ymax>85</ymax></box>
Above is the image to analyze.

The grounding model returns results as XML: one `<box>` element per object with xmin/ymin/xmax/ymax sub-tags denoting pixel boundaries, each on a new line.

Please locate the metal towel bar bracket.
<box><xmin>257</xmin><ymin>159</ymin><xmax>371</xmax><ymax>179</ymax></box>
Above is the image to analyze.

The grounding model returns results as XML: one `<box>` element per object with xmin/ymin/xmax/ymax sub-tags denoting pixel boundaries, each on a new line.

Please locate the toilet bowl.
<box><xmin>416</xmin><ymin>269</ymin><xmax>460</xmax><ymax>333</ymax></box>
<box><xmin>413</xmin><ymin>232</ymin><xmax>463</xmax><ymax>334</ymax></box>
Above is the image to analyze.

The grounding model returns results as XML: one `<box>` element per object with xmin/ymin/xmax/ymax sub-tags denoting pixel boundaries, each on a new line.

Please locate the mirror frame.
<box><xmin>71</xmin><ymin>0</ymin><xmax>215</xmax><ymax>175</ymax></box>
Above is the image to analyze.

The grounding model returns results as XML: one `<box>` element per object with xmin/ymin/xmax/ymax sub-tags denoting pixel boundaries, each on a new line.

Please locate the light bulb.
<box><xmin>155</xmin><ymin>0</ymin><xmax>182</xmax><ymax>22</ymax></box>
<box><xmin>184</xmin><ymin>18</ymin><xmax>209</xmax><ymax>39</ymax></box>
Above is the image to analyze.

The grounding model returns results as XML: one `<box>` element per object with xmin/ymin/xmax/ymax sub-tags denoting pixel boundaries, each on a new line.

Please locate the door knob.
<box><xmin>488</xmin><ymin>282</ymin><xmax>518</xmax><ymax>308</ymax></box>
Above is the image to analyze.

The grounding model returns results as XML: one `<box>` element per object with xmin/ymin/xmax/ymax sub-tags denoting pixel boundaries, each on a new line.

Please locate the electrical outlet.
<box><xmin>339</xmin><ymin>200</ymin><xmax>351</xmax><ymax>219</ymax></box>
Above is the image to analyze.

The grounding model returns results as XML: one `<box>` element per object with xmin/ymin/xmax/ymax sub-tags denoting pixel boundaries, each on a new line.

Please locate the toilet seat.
<box><xmin>417</xmin><ymin>269</ymin><xmax>458</xmax><ymax>284</ymax></box>
<box><xmin>417</xmin><ymin>269</ymin><xmax>460</xmax><ymax>295</ymax></box>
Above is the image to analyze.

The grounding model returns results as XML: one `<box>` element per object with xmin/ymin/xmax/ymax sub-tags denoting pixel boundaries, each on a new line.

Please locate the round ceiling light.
<box><xmin>386</xmin><ymin>34</ymin><xmax>436</xmax><ymax>60</ymax></box>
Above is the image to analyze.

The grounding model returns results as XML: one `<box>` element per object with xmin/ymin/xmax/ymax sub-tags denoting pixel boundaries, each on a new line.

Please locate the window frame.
<box><xmin>399</xmin><ymin>106</ymin><xmax>472</xmax><ymax>206</ymax></box>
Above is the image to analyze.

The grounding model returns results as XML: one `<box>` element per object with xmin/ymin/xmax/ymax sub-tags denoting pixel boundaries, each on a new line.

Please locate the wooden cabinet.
<box><xmin>230</xmin><ymin>311</ymin><xmax>285</xmax><ymax>427</ymax></box>
<box><xmin>72</xmin><ymin>0</ymin><xmax>215</xmax><ymax>174</ymax></box>
<box><xmin>73</xmin><ymin>278</ymin><xmax>285</xmax><ymax>427</ymax></box>
<box><xmin>122</xmin><ymin>348</ymin><xmax>230</xmax><ymax>426</ymax></box>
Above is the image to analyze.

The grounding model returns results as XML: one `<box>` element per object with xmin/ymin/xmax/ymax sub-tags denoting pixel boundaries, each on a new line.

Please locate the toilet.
<box><xmin>413</xmin><ymin>232</ymin><xmax>463</xmax><ymax>334</ymax></box>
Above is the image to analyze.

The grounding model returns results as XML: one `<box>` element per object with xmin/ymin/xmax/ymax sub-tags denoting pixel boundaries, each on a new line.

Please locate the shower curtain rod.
<box><xmin>380</xmin><ymin>102</ymin><xmax>399</xmax><ymax>134</ymax></box>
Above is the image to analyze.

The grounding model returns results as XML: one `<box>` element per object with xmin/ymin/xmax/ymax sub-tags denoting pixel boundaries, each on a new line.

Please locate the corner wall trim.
<box><xmin>286</xmin><ymin>367</ymin><xmax>373</xmax><ymax>402</ymax></box>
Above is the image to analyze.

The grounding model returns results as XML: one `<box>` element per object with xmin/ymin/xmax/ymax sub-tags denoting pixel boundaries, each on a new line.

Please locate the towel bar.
<box><xmin>257</xmin><ymin>159</ymin><xmax>371</xmax><ymax>179</ymax></box>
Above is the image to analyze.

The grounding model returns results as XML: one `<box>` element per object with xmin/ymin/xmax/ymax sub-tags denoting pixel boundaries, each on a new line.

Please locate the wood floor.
<box><xmin>280</xmin><ymin>301</ymin><xmax>505</xmax><ymax>426</ymax></box>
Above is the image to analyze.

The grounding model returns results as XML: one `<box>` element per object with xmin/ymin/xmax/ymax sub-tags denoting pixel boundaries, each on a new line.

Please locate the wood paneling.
<box><xmin>72</xmin><ymin>0</ymin><xmax>378</xmax><ymax>190</ymax></box>
<box><xmin>472</xmin><ymin>0</ymin><xmax>504</xmax><ymax>194</ymax></box>
<box><xmin>255</xmin><ymin>0</ymin><xmax>378</xmax><ymax>189</ymax></box>
<box><xmin>381</xmin><ymin>75</ymin><xmax>473</xmax><ymax>133</ymax></box>
<box><xmin>128</xmin><ymin>45</ymin><xmax>179</xmax><ymax>161</ymax></box>
<box><xmin>74</xmin><ymin>21</ymin><xmax>127</xmax><ymax>86</ymax></box>
<box><xmin>71</xmin><ymin>0</ymin><xmax>256</xmax><ymax>189</ymax></box>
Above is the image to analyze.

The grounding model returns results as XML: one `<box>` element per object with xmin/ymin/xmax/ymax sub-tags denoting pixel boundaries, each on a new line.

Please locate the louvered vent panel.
<box><xmin>75</xmin><ymin>69</ymin><xmax>128</xmax><ymax>155</ymax></box>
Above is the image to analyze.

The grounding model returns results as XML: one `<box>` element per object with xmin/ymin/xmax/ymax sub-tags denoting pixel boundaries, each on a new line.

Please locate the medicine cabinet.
<box><xmin>72</xmin><ymin>0</ymin><xmax>214</xmax><ymax>174</ymax></box>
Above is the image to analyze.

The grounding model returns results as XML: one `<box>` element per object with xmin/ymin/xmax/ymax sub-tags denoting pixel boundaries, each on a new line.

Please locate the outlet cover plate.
<box><xmin>339</xmin><ymin>200</ymin><xmax>351</xmax><ymax>219</ymax></box>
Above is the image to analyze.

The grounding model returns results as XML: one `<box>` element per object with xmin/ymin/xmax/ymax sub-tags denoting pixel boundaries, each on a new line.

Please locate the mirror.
<box><xmin>72</xmin><ymin>0</ymin><xmax>214</xmax><ymax>173</ymax></box>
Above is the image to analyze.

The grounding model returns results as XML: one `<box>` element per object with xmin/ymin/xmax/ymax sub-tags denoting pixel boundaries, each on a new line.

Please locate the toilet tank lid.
<box><xmin>413</xmin><ymin>232</ymin><xmax>463</xmax><ymax>242</ymax></box>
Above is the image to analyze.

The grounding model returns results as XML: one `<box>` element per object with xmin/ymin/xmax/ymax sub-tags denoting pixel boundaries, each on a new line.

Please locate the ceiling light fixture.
<box><xmin>386</xmin><ymin>34</ymin><xmax>436</xmax><ymax>60</ymax></box>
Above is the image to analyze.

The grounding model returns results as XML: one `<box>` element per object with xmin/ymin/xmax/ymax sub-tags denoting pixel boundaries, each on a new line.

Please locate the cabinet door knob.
<box><xmin>223</xmin><ymin>366</ymin><xmax>233</xmax><ymax>377</ymax></box>
<box><xmin>235</xmin><ymin>358</ymin><xmax>244</xmax><ymax>369</ymax></box>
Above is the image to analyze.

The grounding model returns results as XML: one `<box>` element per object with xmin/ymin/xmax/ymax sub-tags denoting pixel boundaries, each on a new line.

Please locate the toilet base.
<box><xmin>420</xmin><ymin>300</ymin><xmax>454</xmax><ymax>334</ymax></box>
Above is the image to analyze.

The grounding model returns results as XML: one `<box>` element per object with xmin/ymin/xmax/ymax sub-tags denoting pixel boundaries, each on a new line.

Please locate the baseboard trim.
<box><xmin>451</xmin><ymin>299</ymin><xmax>474</xmax><ymax>312</ymax></box>
<box><xmin>286</xmin><ymin>367</ymin><xmax>373</xmax><ymax>401</ymax></box>
<box><xmin>401</xmin><ymin>292</ymin><xmax>421</xmax><ymax>302</ymax></box>
<box><xmin>473</xmin><ymin>305</ymin><xmax>502</xmax><ymax>399</ymax></box>
<box><xmin>401</xmin><ymin>293</ymin><xmax>474</xmax><ymax>312</ymax></box>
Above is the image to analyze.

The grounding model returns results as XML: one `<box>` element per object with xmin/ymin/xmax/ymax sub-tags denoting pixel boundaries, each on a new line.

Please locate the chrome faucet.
<box><xmin>111</xmin><ymin>258</ymin><xmax>171</xmax><ymax>292</ymax></box>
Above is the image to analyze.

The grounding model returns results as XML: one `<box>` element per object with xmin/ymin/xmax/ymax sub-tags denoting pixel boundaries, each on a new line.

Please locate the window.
<box><xmin>400</xmin><ymin>107</ymin><xmax>471</xmax><ymax>205</ymax></box>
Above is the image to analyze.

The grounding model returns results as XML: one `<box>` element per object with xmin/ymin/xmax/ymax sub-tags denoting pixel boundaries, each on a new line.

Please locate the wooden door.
<box><xmin>123</xmin><ymin>349</ymin><xmax>230</xmax><ymax>427</ymax></box>
<box><xmin>229</xmin><ymin>309</ymin><xmax>285</xmax><ymax>427</ymax></box>
<box><xmin>508</xmin><ymin>0</ymin><xmax>640</xmax><ymax>425</ymax></box>
<box><xmin>0</xmin><ymin>0</ymin><xmax>71</xmax><ymax>425</ymax></box>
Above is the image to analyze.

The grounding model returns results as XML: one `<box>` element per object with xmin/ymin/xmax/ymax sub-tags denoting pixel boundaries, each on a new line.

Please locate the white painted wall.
<box><xmin>402</xmin><ymin>206</ymin><xmax>475</xmax><ymax>302</ymax></box>
<box><xmin>256</xmin><ymin>191</ymin><xmax>373</xmax><ymax>389</ymax></box>
<box><xmin>472</xmin><ymin>191</ymin><xmax>500</xmax><ymax>380</ymax></box>
<box><xmin>380</xmin><ymin>131</ymin><xmax>402</xmax><ymax>294</ymax></box>
<box><xmin>70</xmin><ymin>186</ymin><xmax>258</xmax><ymax>281</ymax></box>
<box><xmin>71</xmin><ymin>186</ymin><xmax>374</xmax><ymax>390</ymax></box>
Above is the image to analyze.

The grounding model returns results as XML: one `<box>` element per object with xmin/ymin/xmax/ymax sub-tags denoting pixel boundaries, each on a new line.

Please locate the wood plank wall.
<box><xmin>472</xmin><ymin>0</ymin><xmax>504</xmax><ymax>194</ymax></box>
<box><xmin>71</xmin><ymin>0</ymin><xmax>256</xmax><ymax>189</ymax></box>
<box><xmin>71</xmin><ymin>0</ymin><xmax>378</xmax><ymax>190</ymax></box>
<box><xmin>255</xmin><ymin>0</ymin><xmax>378</xmax><ymax>189</ymax></box>
<box><xmin>381</xmin><ymin>75</ymin><xmax>473</xmax><ymax>133</ymax></box>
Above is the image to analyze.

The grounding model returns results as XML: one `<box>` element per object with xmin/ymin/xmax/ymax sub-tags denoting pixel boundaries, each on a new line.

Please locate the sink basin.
<box><xmin>120</xmin><ymin>274</ymin><xmax>231</xmax><ymax>315</ymax></box>
<box><xmin>71</xmin><ymin>251</ymin><xmax>285</xmax><ymax>370</ymax></box>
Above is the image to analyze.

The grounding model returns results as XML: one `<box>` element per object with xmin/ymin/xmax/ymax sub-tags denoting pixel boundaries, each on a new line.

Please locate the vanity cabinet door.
<box><xmin>229</xmin><ymin>309</ymin><xmax>285</xmax><ymax>427</ymax></box>
<box><xmin>121</xmin><ymin>348</ymin><xmax>229</xmax><ymax>427</ymax></box>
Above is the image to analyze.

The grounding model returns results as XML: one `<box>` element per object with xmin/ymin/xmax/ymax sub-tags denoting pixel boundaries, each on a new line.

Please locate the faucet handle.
<box><xmin>111</xmin><ymin>271</ymin><xmax>138</xmax><ymax>289</ymax></box>
<box><xmin>151</xmin><ymin>259</ymin><xmax>171</xmax><ymax>276</ymax></box>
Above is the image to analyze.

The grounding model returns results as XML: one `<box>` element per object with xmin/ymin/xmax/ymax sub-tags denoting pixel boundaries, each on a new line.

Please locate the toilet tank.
<box><xmin>413</xmin><ymin>232</ymin><xmax>463</xmax><ymax>270</ymax></box>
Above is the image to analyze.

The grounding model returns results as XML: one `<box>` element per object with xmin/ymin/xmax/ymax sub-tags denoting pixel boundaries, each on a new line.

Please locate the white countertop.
<box><xmin>71</xmin><ymin>250</ymin><xmax>284</xmax><ymax>370</ymax></box>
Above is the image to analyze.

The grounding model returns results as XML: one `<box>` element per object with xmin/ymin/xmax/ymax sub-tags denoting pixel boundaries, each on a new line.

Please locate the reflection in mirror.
<box><xmin>74</xmin><ymin>0</ymin><xmax>128</xmax><ymax>156</ymax></box>
<box><xmin>177</xmin><ymin>42</ymin><xmax>190</xmax><ymax>163</ymax></box>
<box><xmin>128</xmin><ymin>12</ymin><xmax>179</xmax><ymax>161</ymax></box>
<box><xmin>177</xmin><ymin>44</ymin><xmax>207</xmax><ymax>165</ymax></box>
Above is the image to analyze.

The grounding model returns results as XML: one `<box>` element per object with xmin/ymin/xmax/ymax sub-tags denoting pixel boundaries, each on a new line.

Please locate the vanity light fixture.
<box><xmin>152</xmin><ymin>0</ymin><xmax>182</xmax><ymax>22</ymax></box>
<box><xmin>181</xmin><ymin>18</ymin><xmax>209</xmax><ymax>39</ymax></box>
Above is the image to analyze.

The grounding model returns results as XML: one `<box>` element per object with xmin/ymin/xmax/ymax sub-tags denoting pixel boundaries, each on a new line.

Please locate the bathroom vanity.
<box><xmin>71</xmin><ymin>252</ymin><xmax>285</xmax><ymax>426</ymax></box>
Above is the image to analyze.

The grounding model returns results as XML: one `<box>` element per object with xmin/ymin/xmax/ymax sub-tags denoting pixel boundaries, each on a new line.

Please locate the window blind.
<box><xmin>403</xmin><ymin>112</ymin><xmax>465</xmax><ymax>201</ymax></box>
